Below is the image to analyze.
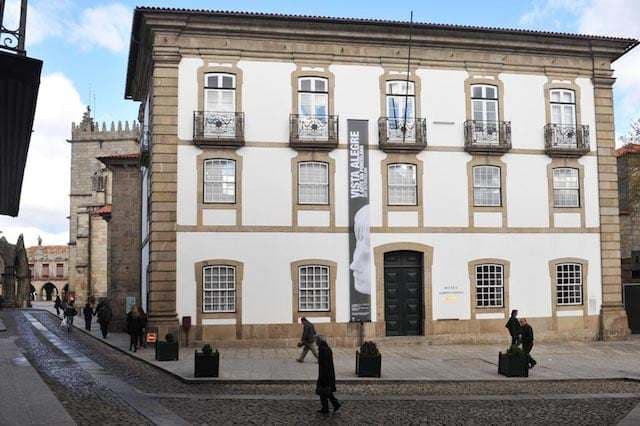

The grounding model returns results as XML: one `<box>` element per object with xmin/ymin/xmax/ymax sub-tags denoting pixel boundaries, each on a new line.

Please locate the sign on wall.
<box><xmin>348</xmin><ymin>120</ymin><xmax>371</xmax><ymax>322</ymax></box>
<box><xmin>436</xmin><ymin>283</ymin><xmax>465</xmax><ymax>320</ymax></box>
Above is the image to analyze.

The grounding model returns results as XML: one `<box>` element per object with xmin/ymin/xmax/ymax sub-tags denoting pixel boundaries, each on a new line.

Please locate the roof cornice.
<box><xmin>125</xmin><ymin>7</ymin><xmax>639</xmax><ymax>99</ymax></box>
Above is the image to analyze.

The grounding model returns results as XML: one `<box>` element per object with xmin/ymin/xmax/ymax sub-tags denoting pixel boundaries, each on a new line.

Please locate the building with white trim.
<box><xmin>125</xmin><ymin>7</ymin><xmax>638</xmax><ymax>344</ymax></box>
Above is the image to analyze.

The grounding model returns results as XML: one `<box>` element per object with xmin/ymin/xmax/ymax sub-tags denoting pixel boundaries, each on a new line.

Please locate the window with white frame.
<box><xmin>298</xmin><ymin>161</ymin><xmax>329</xmax><ymax>205</ymax></box>
<box><xmin>299</xmin><ymin>265</ymin><xmax>330</xmax><ymax>311</ymax></box>
<box><xmin>203</xmin><ymin>73</ymin><xmax>236</xmax><ymax>137</ymax></box>
<box><xmin>204</xmin><ymin>73</ymin><xmax>235</xmax><ymax>112</ymax></box>
<box><xmin>556</xmin><ymin>263</ymin><xmax>583</xmax><ymax>305</ymax></box>
<box><xmin>386</xmin><ymin>80</ymin><xmax>416</xmax><ymax>140</ymax></box>
<box><xmin>388</xmin><ymin>163</ymin><xmax>417</xmax><ymax>206</ymax></box>
<box><xmin>297</xmin><ymin>77</ymin><xmax>329</xmax><ymax>139</ymax></box>
<box><xmin>298</xmin><ymin>77</ymin><xmax>328</xmax><ymax>117</ymax></box>
<box><xmin>471</xmin><ymin>84</ymin><xmax>499</xmax><ymax>144</ymax></box>
<box><xmin>550</xmin><ymin>89</ymin><xmax>576</xmax><ymax>126</ymax></box>
<box><xmin>475</xmin><ymin>264</ymin><xmax>504</xmax><ymax>308</ymax></box>
<box><xmin>473</xmin><ymin>165</ymin><xmax>501</xmax><ymax>207</ymax></box>
<box><xmin>553</xmin><ymin>168</ymin><xmax>580</xmax><ymax>208</ymax></box>
<box><xmin>204</xmin><ymin>159</ymin><xmax>236</xmax><ymax>203</ymax></box>
<box><xmin>202</xmin><ymin>265</ymin><xmax>236</xmax><ymax>313</ymax></box>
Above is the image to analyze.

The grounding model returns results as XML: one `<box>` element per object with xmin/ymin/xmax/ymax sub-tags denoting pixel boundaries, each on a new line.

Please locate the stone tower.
<box><xmin>68</xmin><ymin>107</ymin><xmax>140</xmax><ymax>306</ymax></box>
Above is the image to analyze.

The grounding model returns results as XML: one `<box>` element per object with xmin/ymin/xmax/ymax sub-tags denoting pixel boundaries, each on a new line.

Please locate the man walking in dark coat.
<box><xmin>315</xmin><ymin>336</ymin><xmax>341</xmax><ymax>414</ymax></box>
<box><xmin>519</xmin><ymin>318</ymin><xmax>537</xmax><ymax>368</ymax></box>
<box><xmin>96</xmin><ymin>300</ymin><xmax>113</xmax><ymax>339</ymax></box>
<box><xmin>297</xmin><ymin>317</ymin><xmax>318</xmax><ymax>362</ymax></box>
<box><xmin>83</xmin><ymin>302</ymin><xmax>94</xmax><ymax>331</ymax></box>
<box><xmin>505</xmin><ymin>309</ymin><xmax>521</xmax><ymax>345</ymax></box>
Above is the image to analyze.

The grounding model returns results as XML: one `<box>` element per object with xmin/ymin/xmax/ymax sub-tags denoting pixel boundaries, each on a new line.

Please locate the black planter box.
<box><xmin>194</xmin><ymin>351</ymin><xmax>220</xmax><ymax>378</ymax></box>
<box><xmin>155</xmin><ymin>341</ymin><xmax>179</xmax><ymax>361</ymax></box>
<box><xmin>356</xmin><ymin>351</ymin><xmax>381</xmax><ymax>377</ymax></box>
<box><xmin>498</xmin><ymin>352</ymin><xmax>529</xmax><ymax>377</ymax></box>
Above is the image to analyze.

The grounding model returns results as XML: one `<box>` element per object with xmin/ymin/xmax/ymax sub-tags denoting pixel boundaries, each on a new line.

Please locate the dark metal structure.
<box><xmin>192</xmin><ymin>111</ymin><xmax>244</xmax><ymax>147</ymax></box>
<box><xmin>289</xmin><ymin>114</ymin><xmax>339</xmax><ymax>150</ymax></box>
<box><xmin>544</xmin><ymin>124</ymin><xmax>590</xmax><ymax>157</ymax></box>
<box><xmin>0</xmin><ymin>0</ymin><xmax>42</xmax><ymax>216</ymax></box>
<box><xmin>463</xmin><ymin>120</ymin><xmax>512</xmax><ymax>155</ymax></box>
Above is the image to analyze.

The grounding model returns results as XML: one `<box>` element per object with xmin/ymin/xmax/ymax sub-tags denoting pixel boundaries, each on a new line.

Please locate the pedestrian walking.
<box><xmin>137</xmin><ymin>305</ymin><xmax>148</xmax><ymax>348</ymax></box>
<box><xmin>315</xmin><ymin>336</ymin><xmax>341</xmax><ymax>414</ymax></box>
<box><xmin>54</xmin><ymin>296</ymin><xmax>62</xmax><ymax>316</ymax></box>
<box><xmin>505</xmin><ymin>309</ymin><xmax>521</xmax><ymax>346</ymax></box>
<box><xmin>519</xmin><ymin>318</ymin><xmax>537</xmax><ymax>368</ymax></box>
<box><xmin>83</xmin><ymin>301</ymin><xmax>94</xmax><ymax>331</ymax></box>
<box><xmin>63</xmin><ymin>300</ymin><xmax>77</xmax><ymax>333</ymax></box>
<box><xmin>96</xmin><ymin>300</ymin><xmax>113</xmax><ymax>339</ymax></box>
<box><xmin>126</xmin><ymin>305</ymin><xmax>143</xmax><ymax>352</ymax></box>
<box><xmin>296</xmin><ymin>317</ymin><xmax>318</xmax><ymax>362</ymax></box>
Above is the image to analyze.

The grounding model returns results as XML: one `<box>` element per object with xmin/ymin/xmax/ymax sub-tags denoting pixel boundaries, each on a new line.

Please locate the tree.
<box><xmin>620</xmin><ymin>118</ymin><xmax>640</xmax><ymax>145</ymax></box>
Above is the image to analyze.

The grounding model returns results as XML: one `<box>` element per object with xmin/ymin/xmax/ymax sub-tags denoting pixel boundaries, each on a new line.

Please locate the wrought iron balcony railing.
<box><xmin>464</xmin><ymin>120</ymin><xmax>512</xmax><ymax>154</ymax></box>
<box><xmin>378</xmin><ymin>117</ymin><xmax>427</xmax><ymax>151</ymax></box>
<box><xmin>289</xmin><ymin>114</ymin><xmax>338</xmax><ymax>150</ymax></box>
<box><xmin>139</xmin><ymin>127</ymin><xmax>150</xmax><ymax>165</ymax></box>
<box><xmin>544</xmin><ymin>124</ymin><xmax>590</xmax><ymax>157</ymax></box>
<box><xmin>193</xmin><ymin>111</ymin><xmax>244</xmax><ymax>147</ymax></box>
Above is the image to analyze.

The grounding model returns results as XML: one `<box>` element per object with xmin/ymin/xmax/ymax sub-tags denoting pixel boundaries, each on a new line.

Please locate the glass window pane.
<box><xmin>300</xmin><ymin>78</ymin><xmax>311</xmax><ymax>91</ymax></box>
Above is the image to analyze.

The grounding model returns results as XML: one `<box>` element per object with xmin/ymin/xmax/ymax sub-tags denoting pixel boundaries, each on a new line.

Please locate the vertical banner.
<box><xmin>348</xmin><ymin>120</ymin><xmax>371</xmax><ymax>322</ymax></box>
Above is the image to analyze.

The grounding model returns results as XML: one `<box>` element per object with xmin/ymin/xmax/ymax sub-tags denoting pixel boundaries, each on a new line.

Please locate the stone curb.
<box><xmin>21</xmin><ymin>308</ymin><xmax>640</xmax><ymax>386</ymax></box>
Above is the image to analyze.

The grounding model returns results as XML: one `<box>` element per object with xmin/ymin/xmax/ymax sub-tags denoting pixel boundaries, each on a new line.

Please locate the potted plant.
<box><xmin>155</xmin><ymin>333</ymin><xmax>179</xmax><ymax>361</ymax></box>
<box><xmin>498</xmin><ymin>344</ymin><xmax>529</xmax><ymax>377</ymax></box>
<box><xmin>194</xmin><ymin>344</ymin><xmax>220</xmax><ymax>377</ymax></box>
<box><xmin>356</xmin><ymin>341</ymin><xmax>381</xmax><ymax>377</ymax></box>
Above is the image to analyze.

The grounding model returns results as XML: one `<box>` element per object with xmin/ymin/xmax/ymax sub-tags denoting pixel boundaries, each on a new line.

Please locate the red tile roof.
<box><xmin>94</xmin><ymin>205</ymin><xmax>112</xmax><ymax>215</ymax></box>
<box><xmin>616</xmin><ymin>143</ymin><xmax>640</xmax><ymax>157</ymax></box>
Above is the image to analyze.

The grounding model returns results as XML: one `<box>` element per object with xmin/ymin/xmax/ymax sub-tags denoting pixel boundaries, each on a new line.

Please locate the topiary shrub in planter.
<box><xmin>155</xmin><ymin>333</ymin><xmax>179</xmax><ymax>361</ymax></box>
<box><xmin>356</xmin><ymin>341</ymin><xmax>381</xmax><ymax>378</ymax></box>
<box><xmin>498</xmin><ymin>345</ymin><xmax>529</xmax><ymax>377</ymax></box>
<box><xmin>195</xmin><ymin>344</ymin><xmax>220</xmax><ymax>378</ymax></box>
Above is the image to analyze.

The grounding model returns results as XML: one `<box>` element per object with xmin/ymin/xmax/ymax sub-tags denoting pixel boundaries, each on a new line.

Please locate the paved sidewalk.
<box><xmin>32</xmin><ymin>303</ymin><xmax>640</xmax><ymax>382</ymax></box>
<box><xmin>0</xmin><ymin>335</ymin><xmax>74</xmax><ymax>425</ymax></box>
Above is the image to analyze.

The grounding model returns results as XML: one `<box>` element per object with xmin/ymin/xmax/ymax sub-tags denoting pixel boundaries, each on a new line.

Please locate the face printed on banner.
<box><xmin>350</xmin><ymin>204</ymin><xmax>371</xmax><ymax>295</ymax></box>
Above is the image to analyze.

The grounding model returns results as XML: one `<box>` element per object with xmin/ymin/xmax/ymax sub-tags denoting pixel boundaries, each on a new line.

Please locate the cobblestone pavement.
<box><xmin>2</xmin><ymin>308</ymin><xmax>640</xmax><ymax>425</ymax></box>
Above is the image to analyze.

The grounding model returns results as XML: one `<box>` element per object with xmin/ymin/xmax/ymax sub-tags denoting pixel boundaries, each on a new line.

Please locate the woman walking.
<box><xmin>315</xmin><ymin>336</ymin><xmax>341</xmax><ymax>414</ymax></box>
<box><xmin>126</xmin><ymin>305</ymin><xmax>142</xmax><ymax>352</ymax></box>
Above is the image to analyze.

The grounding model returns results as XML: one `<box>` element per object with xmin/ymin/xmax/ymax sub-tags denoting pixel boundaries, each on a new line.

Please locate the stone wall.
<box><xmin>107</xmin><ymin>164</ymin><xmax>142</xmax><ymax>329</ymax></box>
<box><xmin>619</xmin><ymin>151</ymin><xmax>640</xmax><ymax>283</ymax></box>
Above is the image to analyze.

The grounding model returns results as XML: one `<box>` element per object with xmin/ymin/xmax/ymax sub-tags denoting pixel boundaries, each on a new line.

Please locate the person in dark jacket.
<box><xmin>315</xmin><ymin>336</ymin><xmax>341</xmax><ymax>414</ymax></box>
<box><xmin>519</xmin><ymin>318</ymin><xmax>537</xmax><ymax>368</ymax></box>
<box><xmin>137</xmin><ymin>305</ymin><xmax>148</xmax><ymax>348</ymax></box>
<box><xmin>63</xmin><ymin>300</ymin><xmax>77</xmax><ymax>332</ymax></box>
<box><xmin>297</xmin><ymin>317</ymin><xmax>318</xmax><ymax>362</ymax></box>
<box><xmin>82</xmin><ymin>302</ymin><xmax>94</xmax><ymax>331</ymax></box>
<box><xmin>96</xmin><ymin>300</ymin><xmax>113</xmax><ymax>339</ymax></box>
<box><xmin>126</xmin><ymin>305</ymin><xmax>143</xmax><ymax>352</ymax></box>
<box><xmin>54</xmin><ymin>296</ymin><xmax>62</xmax><ymax>316</ymax></box>
<box><xmin>505</xmin><ymin>309</ymin><xmax>521</xmax><ymax>345</ymax></box>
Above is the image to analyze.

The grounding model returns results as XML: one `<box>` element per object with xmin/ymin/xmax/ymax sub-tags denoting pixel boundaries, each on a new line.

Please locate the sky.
<box><xmin>0</xmin><ymin>0</ymin><xmax>639</xmax><ymax>247</ymax></box>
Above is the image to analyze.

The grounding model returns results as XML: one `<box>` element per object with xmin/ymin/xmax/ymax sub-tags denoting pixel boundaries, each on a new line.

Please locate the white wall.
<box><xmin>177</xmin><ymin>145</ymin><xmax>199</xmax><ymax>226</ymax></box>
<box><xmin>177</xmin><ymin>57</ymin><xmax>203</xmax><ymax>141</ymax></box>
<box><xmin>242</xmin><ymin>147</ymin><xmax>295</xmax><ymax>226</ymax></box>
<box><xmin>176</xmin><ymin>232</ymin><xmax>603</xmax><ymax>324</ymax></box>
<box><xmin>240</xmin><ymin>60</ymin><xmax>296</xmax><ymax>142</ymax></box>
<box><xmin>506</xmin><ymin>154</ymin><xmax>550</xmax><ymax>228</ymax></box>
<box><xmin>501</xmin><ymin>73</ymin><xmax>548</xmax><ymax>150</ymax></box>
<box><xmin>419</xmin><ymin>69</ymin><xmax>467</xmax><ymax>147</ymax></box>
<box><xmin>422</xmin><ymin>151</ymin><xmax>469</xmax><ymax>227</ymax></box>
<box><xmin>331</xmin><ymin>64</ymin><xmax>382</xmax><ymax>145</ymax></box>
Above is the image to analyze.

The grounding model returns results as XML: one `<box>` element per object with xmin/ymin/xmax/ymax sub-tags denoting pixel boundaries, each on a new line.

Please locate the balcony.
<box><xmin>464</xmin><ymin>120</ymin><xmax>512</xmax><ymax>155</ymax></box>
<box><xmin>193</xmin><ymin>111</ymin><xmax>244</xmax><ymax>147</ymax></box>
<box><xmin>289</xmin><ymin>114</ymin><xmax>338</xmax><ymax>150</ymax></box>
<box><xmin>378</xmin><ymin>117</ymin><xmax>427</xmax><ymax>152</ymax></box>
<box><xmin>544</xmin><ymin>124</ymin><xmax>590</xmax><ymax>157</ymax></box>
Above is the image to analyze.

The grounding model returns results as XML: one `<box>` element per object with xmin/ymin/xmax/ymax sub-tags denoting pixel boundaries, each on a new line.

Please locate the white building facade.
<box><xmin>126</xmin><ymin>8</ymin><xmax>637</xmax><ymax>344</ymax></box>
